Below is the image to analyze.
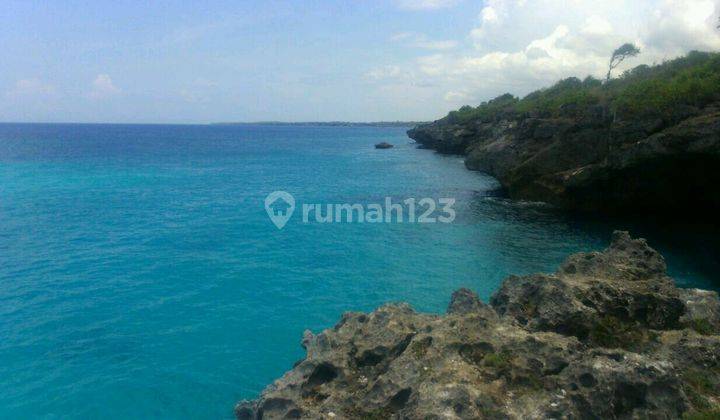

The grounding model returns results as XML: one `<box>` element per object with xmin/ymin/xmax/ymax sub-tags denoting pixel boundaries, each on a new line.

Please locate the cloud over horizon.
<box><xmin>1</xmin><ymin>0</ymin><xmax>718</xmax><ymax>122</ymax></box>
<box><xmin>88</xmin><ymin>74</ymin><xmax>122</xmax><ymax>100</ymax></box>
<box><xmin>6</xmin><ymin>79</ymin><xmax>57</xmax><ymax>99</ymax></box>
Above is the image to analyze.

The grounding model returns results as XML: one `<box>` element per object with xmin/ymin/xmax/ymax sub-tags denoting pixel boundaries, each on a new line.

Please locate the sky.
<box><xmin>1</xmin><ymin>0</ymin><xmax>719</xmax><ymax>123</ymax></box>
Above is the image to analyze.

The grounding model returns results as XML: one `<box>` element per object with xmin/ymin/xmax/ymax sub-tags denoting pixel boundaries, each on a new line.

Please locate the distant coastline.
<box><xmin>0</xmin><ymin>121</ymin><xmax>429</xmax><ymax>127</ymax></box>
<box><xmin>211</xmin><ymin>121</ymin><xmax>428</xmax><ymax>128</ymax></box>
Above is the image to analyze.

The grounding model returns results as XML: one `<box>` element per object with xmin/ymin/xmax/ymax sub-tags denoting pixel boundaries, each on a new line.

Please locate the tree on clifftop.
<box><xmin>606</xmin><ymin>43</ymin><xmax>641</xmax><ymax>82</ymax></box>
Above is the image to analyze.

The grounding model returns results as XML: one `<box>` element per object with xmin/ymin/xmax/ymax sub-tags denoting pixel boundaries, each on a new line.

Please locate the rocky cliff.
<box><xmin>406</xmin><ymin>52</ymin><xmax>720</xmax><ymax>216</ymax></box>
<box><xmin>235</xmin><ymin>232</ymin><xmax>720</xmax><ymax>419</ymax></box>
<box><xmin>407</xmin><ymin>104</ymin><xmax>720</xmax><ymax>216</ymax></box>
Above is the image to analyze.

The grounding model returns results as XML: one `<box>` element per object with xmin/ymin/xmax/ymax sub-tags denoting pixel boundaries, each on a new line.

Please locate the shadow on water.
<box><xmin>401</xmin><ymin>145</ymin><xmax>718</xmax><ymax>291</ymax></box>
<box><xmin>576</xmin><ymin>212</ymin><xmax>720</xmax><ymax>290</ymax></box>
<box><xmin>468</xmin><ymin>192</ymin><xmax>720</xmax><ymax>291</ymax></box>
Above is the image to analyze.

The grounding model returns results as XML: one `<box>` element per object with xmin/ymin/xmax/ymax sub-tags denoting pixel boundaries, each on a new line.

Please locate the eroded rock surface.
<box><xmin>236</xmin><ymin>232</ymin><xmax>720</xmax><ymax>419</ymax></box>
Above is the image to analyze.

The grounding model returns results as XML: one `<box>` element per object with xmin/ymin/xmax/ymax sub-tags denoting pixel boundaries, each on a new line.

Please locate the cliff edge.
<box><xmin>235</xmin><ymin>232</ymin><xmax>720</xmax><ymax>419</ymax></box>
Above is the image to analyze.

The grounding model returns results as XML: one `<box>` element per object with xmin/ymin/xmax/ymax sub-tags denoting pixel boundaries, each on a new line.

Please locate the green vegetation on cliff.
<box><xmin>408</xmin><ymin>50</ymin><xmax>720</xmax><ymax>216</ymax></box>
<box><xmin>445</xmin><ymin>51</ymin><xmax>720</xmax><ymax>124</ymax></box>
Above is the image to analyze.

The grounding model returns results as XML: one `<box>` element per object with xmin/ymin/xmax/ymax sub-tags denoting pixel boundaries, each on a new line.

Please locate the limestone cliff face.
<box><xmin>407</xmin><ymin>104</ymin><xmax>720</xmax><ymax>216</ymax></box>
<box><xmin>236</xmin><ymin>232</ymin><xmax>720</xmax><ymax>419</ymax></box>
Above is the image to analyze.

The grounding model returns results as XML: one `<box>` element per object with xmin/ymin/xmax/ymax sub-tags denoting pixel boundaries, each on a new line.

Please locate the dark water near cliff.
<box><xmin>0</xmin><ymin>123</ymin><xmax>717</xmax><ymax>418</ymax></box>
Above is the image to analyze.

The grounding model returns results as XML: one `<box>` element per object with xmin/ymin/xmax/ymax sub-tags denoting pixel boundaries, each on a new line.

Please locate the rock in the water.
<box><xmin>374</xmin><ymin>142</ymin><xmax>394</xmax><ymax>149</ymax></box>
<box><xmin>235</xmin><ymin>232</ymin><xmax>720</xmax><ymax>419</ymax></box>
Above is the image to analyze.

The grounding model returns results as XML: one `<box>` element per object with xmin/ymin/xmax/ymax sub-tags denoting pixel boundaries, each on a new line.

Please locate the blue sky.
<box><xmin>1</xmin><ymin>0</ymin><xmax>718</xmax><ymax>123</ymax></box>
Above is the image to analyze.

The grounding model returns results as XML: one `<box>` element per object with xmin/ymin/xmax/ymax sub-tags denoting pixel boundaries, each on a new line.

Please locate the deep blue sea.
<box><xmin>0</xmin><ymin>123</ymin><xmax>718</xmax><ymax>418</ymax></box>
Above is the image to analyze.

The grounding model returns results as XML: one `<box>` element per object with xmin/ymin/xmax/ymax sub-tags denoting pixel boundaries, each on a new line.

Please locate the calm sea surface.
<box><xmin>0</xmin><ymin>123</ymin><xmax>717</xmax><ymax>418</ymax></box>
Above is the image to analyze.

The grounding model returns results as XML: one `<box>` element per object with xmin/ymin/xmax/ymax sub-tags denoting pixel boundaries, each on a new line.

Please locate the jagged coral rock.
<box><xmin>236</xmin><ymin>232</ymin><xmax>720</xmax><ymax>419</ymax></box>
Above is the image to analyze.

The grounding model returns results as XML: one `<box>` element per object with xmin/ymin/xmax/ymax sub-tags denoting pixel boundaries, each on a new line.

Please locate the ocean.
<box><xmin>0</xmin><ymin>123</ymin><xmax>717</xmax><ymax>418</ymax></box>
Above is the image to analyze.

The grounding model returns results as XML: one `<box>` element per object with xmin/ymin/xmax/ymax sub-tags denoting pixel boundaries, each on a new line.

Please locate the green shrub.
<box><xmin>587</xmin><ymin>316</ymin><xmax>657</xmax><ymax>351</ymax></box>
<box><xmin>682</xmin><ymin>367</ymin><xmax>720</xmax><ymax>412</ymax></box>
<box><xmin>688</xmin><ymin>318</ymin><xmax>716</xmax><ymax>335</ymax></box>
<box><xmin>446</xmin><ymin>93</ymin><xmax>518</xmax><ymax>124</ymax></box>
<box><xmin>684</xmin><ymin>369</ymin><xmax>718</xmax><ymax>395</ymax></box>
<box><xmin>684</xmin><ymin>409</ymin><xmax>720</xmax><ymax>420</ymax></box>
<box><xmin>409</xmin><ymin>336</ymin><xmax>432</xmax><ymax>358</ymax></box>
<box><xmin>482</xmin><ymin>351</ymin><xmax>513</xmax><ymax>371</ymax></box>
<box><xmin>440</xmin><ymin>51</ymin><xmax>720</xmax><ymax>124</ymax></box>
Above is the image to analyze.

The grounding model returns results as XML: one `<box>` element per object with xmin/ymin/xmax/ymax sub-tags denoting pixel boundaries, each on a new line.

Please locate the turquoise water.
<box><xmin>0</xmin><ymin>123</ymin><xmax>717</xmax><ymax>418</ymax></box>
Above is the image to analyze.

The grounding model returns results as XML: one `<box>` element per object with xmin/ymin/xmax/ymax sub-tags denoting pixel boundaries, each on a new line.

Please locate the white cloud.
<box><xmin>367</xmin><ymin>0</ymin><xmax>719</xmax><ymax>119</ymax></box>
<box><xmin>6</xmin><ymin>79</ymin><xmax>57</xmax><ymax>99</ymax></box>
<box><xmin>416</xmin><ymin>54</ymin><xmax>449</xmax><ymax>76</ymax></box>
<box><xmin>469</xmin><ymin>0</ymin><xmax>720</xmax><ymax>56</ymax></box>
<box><xmin>390</xmin><ymin>32</ymin><xmax>415</xmax><ymax>41</ymax></box>
<box><xmin>364</xmin><ymin>65</ymin><xmax>404</xmax><ymax>81</ymax></box>
<box><xmin>581</xmin><ymin>15</ymin><xmax>614</xmax><ymax>36</ymax></box>
<box><xmin>88</xmin><ymin>74</ymin><xmax>121</xmax><ymax>99</ymax></box>
<box><xmin>480</xmin><ymin>6</ymin><xmax>499</xmax><ymax>23</ymax></box>
<box><xmin>424</xmin><ymin>24</ymin><xmax>620</xmax><ymax>93</ymax></box>
<box><xmin>396</xmin><ymin>0</ymin><xmax>460</xmax><ymax>10</ymax></box>
<box><xmin>390</xmin><ymin>32</ymin><xmax>458</xmax><ymax>50</ymax></box>
<box><xmin>444</xmin><ymin>90</ymin><xmax>471</xmax><ymax>102</ymax></box>
<box><xmin>470</xmin><ymin>0</ymin><xmax>513</xmax><ymax>49</ymax></box>
<box><xmin>380</xmin><ymin>0</ymin><xmax>720</xmax><ymax>113</ymax></box>
<box><xmin>641</xmin><ymin>0</ymin><xmax>720</xmax><ymax>54</ymax></box>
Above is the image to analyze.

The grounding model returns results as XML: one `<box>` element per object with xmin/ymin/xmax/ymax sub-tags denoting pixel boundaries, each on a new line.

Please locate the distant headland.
<box><xmin>211</xmin><ymin>121</ymin><xmax>427</xmax><ymax>128</ymax></box>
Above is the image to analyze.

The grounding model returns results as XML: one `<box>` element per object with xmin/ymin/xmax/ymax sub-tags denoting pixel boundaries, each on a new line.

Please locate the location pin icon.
<box><xmin>265</xmin><ymin>191</ymin><xmax>295</xmax><ymax>229</ymax></box>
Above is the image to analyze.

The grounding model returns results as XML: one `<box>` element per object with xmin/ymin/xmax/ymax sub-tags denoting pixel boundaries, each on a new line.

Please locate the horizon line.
<box><xmin>0</xmin><ymin>120</ymin><xmax>428</xmax><ymax>126</ymax></box>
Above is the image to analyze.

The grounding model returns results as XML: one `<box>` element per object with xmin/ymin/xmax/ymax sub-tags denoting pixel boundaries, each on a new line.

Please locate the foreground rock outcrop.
<box><xmin>236</xmin><ymin>232</ymin><xmax>720</xmax><ymax>419</ymax></box>
<box><xmin>407</xmin><ymin>102</ymin><xmax>720</xmax><ymax>217</ymax></box>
